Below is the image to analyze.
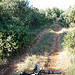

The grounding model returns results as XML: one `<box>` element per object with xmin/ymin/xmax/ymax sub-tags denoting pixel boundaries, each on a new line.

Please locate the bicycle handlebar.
<box><xmin>20</xmin><ymin>64</ymin><xmax>61</xmax><ymax>75</ymax></box>
<box><xmin>20</xmin><ymin>70</ymin><xmax>61</xmax><ymax>75</ymax></box>
<box><xmin>39</xmin><ymin>70</ymin><xmax>61</xmax><ymax>74</ymax></box>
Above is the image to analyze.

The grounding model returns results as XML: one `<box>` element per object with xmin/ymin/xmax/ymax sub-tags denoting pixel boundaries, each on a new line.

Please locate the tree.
<box><xmin>51</xmin><ymin>7</ymin><xmax>60</xmax><ymax>17</ymax></box>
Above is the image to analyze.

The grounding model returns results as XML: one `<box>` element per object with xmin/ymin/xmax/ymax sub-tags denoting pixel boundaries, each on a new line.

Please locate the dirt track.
<box><xmin>0</xmin><ymin>23</ymin><xmax>67</xmax><ymax>75</ymax></box>
<box><xmin>43</xmin><ymin>25</ymin><xmax>67</xmax><ymax>75</ymax></box>
<box><xmin>43</xmin><ymin>25</ymin><xmax>62</xmax><ymax>74</ymax></box>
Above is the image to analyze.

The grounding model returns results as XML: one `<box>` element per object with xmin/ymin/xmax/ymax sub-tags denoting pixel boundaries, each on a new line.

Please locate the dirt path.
<box><xmin>43</xmin><ymin>25</ymin><xmax>67</xmax><ymax>75</ymax></box>
<box><xmin>0</xmin><ymin>23</ymin><xmax>67</xmax><ymax>75</ymax></box>
<box><xmin>0</xmin><ymin>23</ymin><xmax>54</xmax><ymax>75</ymax></box>
<box><xmin>14</xmin><ymin>24</ymin><xmax>67</xmax><ymax>75</ymax></box>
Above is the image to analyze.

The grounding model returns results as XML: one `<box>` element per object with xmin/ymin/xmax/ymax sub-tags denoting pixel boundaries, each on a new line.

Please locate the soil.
<box><xmin>43</xmin><ymin>25</ymin><xmax>63</xmax><ymax>75</ymax></box>
<box><xmin>42</xmin><ymin>25</ymin><xmax>67</xmax><ymax>75</ymax></box>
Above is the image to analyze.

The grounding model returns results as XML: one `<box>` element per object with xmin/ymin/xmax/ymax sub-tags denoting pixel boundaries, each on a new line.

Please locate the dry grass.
<box><xmin>14</xmin><ymin>55</ymin><xmax>48</xmax><ymax>73</ymax></box>
<box><xmin>63</xmin><ymin>48</ymin><xmax>75</xmax><ymax>75</ymax></box>
<box><xmin>61</xmin><ymin>27</ymin><xmax>75</xmax><ymax>75</ymax></box>
<box><xmin>0</xmin><ymin>58</ymin><xmax>7</xmax><ymax>65</ymax></box>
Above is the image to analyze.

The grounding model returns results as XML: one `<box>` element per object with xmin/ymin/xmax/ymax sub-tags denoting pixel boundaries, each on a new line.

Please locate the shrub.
<box><xmin>0</xmin><ymin>15</ymin><xmax>30</xmax><ymax>60</ymax></box>
<box><xmin>62</xmin><ymin>28</ymin><xmax>75</xmax><ymax>53</ymax></box>
<box><xmin>69</xmin><ymin>23</ymin><xmax>75</xmax><ymax>28</ymax></box>
<box><xmin>0</xmin><ymin>34</ymin><xmax>18</xmax><ymax>59</ymax></box>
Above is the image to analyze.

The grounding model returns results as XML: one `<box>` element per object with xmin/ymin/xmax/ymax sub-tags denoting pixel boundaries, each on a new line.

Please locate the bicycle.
<box><xmin>20</xmin><ymin>64</ymin><xmax>61</xmax><ymax>75</ymax></box>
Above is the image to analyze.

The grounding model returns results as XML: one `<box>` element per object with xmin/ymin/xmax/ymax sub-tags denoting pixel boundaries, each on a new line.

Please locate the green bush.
<box><xmin>62</xmin><ymin>28</ymin><xmax>75</xmax><ymax>53</ymax></box>
<box><xmin>0</xmin><ymin>14</ymin><xmax>30</xmax><ymax>59</ymax></box>
<box><xmin>69</xmin><ymin>23</ymin><xmax>75</xmax><ymax>28</ymax></box>
<box><xmin>0</xmin><ymin>34</ymin><xmax>18</xmax><ymax>59</ymax></box>
<box><xmin>59</xmin><ymin>6</ymin><xmax>75</xmax><ymax>27</ymax></box>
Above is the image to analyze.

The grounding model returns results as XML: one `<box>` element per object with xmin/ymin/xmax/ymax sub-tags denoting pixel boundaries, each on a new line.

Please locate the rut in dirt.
<box><xmin>43</xmin><ymin>25</ymin><xmax>66</xmax><ymax>75</ymax></box>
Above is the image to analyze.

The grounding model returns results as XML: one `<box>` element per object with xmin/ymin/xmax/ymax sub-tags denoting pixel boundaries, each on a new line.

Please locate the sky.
<box><xmin>29</xmin><ymin>0</ymin><xmax>75</xmax><ymax>10</ymax></box>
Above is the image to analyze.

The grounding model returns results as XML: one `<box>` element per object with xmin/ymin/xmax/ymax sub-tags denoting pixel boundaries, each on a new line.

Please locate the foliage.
<box><xmin>61</xmin><ymin>5</ymin><xmax>75</xmax><ymax>53</ymax></box>
<box><xmin>51</xmin><ymin>7</ymin><xmax>60</xmax><ymax>17</ymax></box>
<box><xmin>59</xmin><ymin>5</ymin><xmax>75</xmax><ymax>27</ymax></box>
<box><xmin>69</xmin><ymin>23</ymin><xmax>75</xmax><ymax>28</ymax></box>
<box><xmin>0</xmin><ymin>0</ymin><xmax>62</xmax><ymax>60</ymax></box>
<box><xmin>61</xmin><ymin>5</ymin><xmax>75</xmax><ymax>75</ymax></box>
<box><xmin>0</xmin><ymin>12</ymin><xmax>30</xmax><ymax>59</ymax></box>
<box><xmin>62</xmin><ymin>28</ymin><xmax>75</xmax><ymax>53</ymax></box>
